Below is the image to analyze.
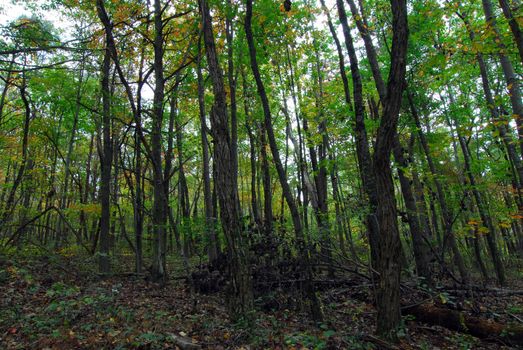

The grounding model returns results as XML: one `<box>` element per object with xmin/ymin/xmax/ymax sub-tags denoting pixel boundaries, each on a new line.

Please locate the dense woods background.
<box><xmin>1</xmin><ymin>0</ymin><xmax>523</xmax><ymax>348</ymax></box>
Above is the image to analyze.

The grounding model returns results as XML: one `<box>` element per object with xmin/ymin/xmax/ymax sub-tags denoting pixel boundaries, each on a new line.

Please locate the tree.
<box><xmin>199</xmin><ymin>0</ymin><xmax>253</xmax><ymax>318</ymax></box>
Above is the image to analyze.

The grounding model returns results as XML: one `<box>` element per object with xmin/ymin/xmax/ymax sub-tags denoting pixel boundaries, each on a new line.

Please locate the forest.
<box><xmin>0</xmin><ymin>0</ymin><xmax>523</xmax><ymax>348</ymax></box>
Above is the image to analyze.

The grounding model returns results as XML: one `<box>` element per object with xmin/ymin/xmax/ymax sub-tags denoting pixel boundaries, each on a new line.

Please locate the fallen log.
<box><xmin>439</xmin><ymin>286</ymin><xmax>523</xmax><ymax>297</ymax></box>
<box><xmin>404</xmin><ymin>303</ymin><xmax>523</xmax><ymax>346</ymax></box>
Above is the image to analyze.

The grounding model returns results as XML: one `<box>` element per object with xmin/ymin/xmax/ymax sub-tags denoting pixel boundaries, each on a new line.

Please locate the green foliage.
<box><xmin>445</xmin><ymin>333</ymin><xmax>479</xmax><ymax>350</ymax></box>
<box><xmin>284</xmin><ymin>330</ymin><xmax>332</xmax><ymax>350</ymax></box>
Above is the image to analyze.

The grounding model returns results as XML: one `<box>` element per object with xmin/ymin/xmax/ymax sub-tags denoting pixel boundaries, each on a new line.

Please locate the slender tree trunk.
<box><xmin>285</xmin><ymin>47</ymin><xmax>309</xmax><ymax>232</ymax></box>
<box><xmin>150</xmin><ymin>0</ymin><xmax>168</xmax><ymax>283</ymax></box>
<box><xmin>408</xmin><ymin>92</ymin><xmax>468</xmax><ymax>283</ymax></box>
<box><xmin>446</xmin><ymin>91</ymin><xmax>506</xmax><ymax>285</ymax></box>
<box><xmin>242</xmin><ymin>68</ymin><xmax>262</xmax><ymax>228</ymax></box>
<box><xmin>481</xmin><ymin>0</ymin><xmax>523</xmax><ymax>157</ymax></box>
<box><xmin>260</xmin><ymin>125</ymin><xmax>273</xmax><ymax>234</ymax></box>
<box><xmin>176</xmin><ymin>108</ymin><xmax>191</xmax><ymax>256</ymax></box>
<box><xmin>226</xmin><ymin>0</ymin><xmax>239</xmax><ymax>205</ymax></box>
<box><xmin>345</xmin><ymin>0</ymin><xmax>430</xmax><ymax>282</ymax></box>
<box><xmin>98</xmin><ymin>39</ymin><xmax>112</xmax><ymax>275</ymax></box>
<box><xmin>336</xmin><ymin>0</ymin><xmax>379</xmax><ymax>268</ymax></box>
<box><xmin>166</xmin><ymin>92</ymin><xmax>182</xmax><ymax>253</ymax></box>
<box><xmin>311</xmin><ymin>41</ymin><xmax>333</xmax><ymax>273</ymax></box>
<box><xmin>197</xmin><ymin>41</ymin><xmax>219</xmax><ymax>263</ymax></box>
<box><xmin>498</xmin><ymin>0</ymin><xmax>523</xmax><ymax>65</ymax></box>
<box><xmin>393</xmin><ymin>137</ymin><xmax>432</xmax><ymax>282</ymax></box>
<box><xmin>0</xmin><ymin>78</ymin><xmax>31</xmax><ymax>233</ymax></box>
<box><xmin>133</xmin><ymin>43</ymin><xmax>146</xmax><ymax>274</ymax></box>
<box><xmin>329</xmin><ymin>152</ymin><xmax>350</xmax><ymax>258</ymax></box>
<box><xmin>245</xmin><ymin>0</ymin><xmax>322</xmax><ymax>322</ymax></box>
<box><xmin>200</xmin><ymin>0</ymin><xmax>252</xmax><ymax>318</ymax></box>
<box><xmin>458</xmin><ymin>13</ymin><xmax>523</xmax><ymax>207</ymax></box>
<box><xmin>319</xmin><ymin>0</ymin><xmax>352</xmax><ymax>108</ymax></box>
<box><xmin>58</xmin><ymin>56</ymin><xmax>86</xmax><ymax>240</ymax></box>
<box><xmin>0</xmin><ymin>60</ymin><xmax>14</xmax><ymax>124</ymax></box>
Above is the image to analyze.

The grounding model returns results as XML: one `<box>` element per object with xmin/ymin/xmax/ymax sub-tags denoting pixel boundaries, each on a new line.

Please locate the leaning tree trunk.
<box><xmin>458</xmin><ymin>12</ymin><xmax>523</xmax><ymax>209</ymax></box>
<box><xmin>481</xmin><ymin>0</ymin><xmax>523</xmax><ymax>157</ymax></box>
<box><xmin>498</xmin><ymin>0</ymin><xmax>523</xmax><ymax>66</ymax></box>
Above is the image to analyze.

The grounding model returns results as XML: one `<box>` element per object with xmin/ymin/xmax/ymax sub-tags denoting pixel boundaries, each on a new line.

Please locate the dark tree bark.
<box><xmin>336</xmin><ymin>0</ymin><xmax>379</xmax><ymax>268</ymax></box>
<box><xmin>345</xmin><ymin>0</ymin><xmax>431</xmax><ymax>282</ymax></box>
<box><xmin>98</xmin><ymin>36</ymin><xmax>112</xmax><ymax>275</ymax></box>
<box><xmin>405</xmin><ymin>303</ymin><xmax>523</xmax><ymax>346</ymax></box>
<box><xmin>150</xmin><ymin>0</ymin><xmax>168</xmax><ymax>283</ymax></box>
<box><xmin>393</xmin><ymin>137</ymin><xmax>432</xmax><ymax>282</ymax></box>
<box><xmin>165</xmin><ymin>92</ymin><xmax>182</xmax><ymax>253</ymax></box>
<box><xmin>200</xmin><ymin>0</ymin><xmax>253</xmax><ymax>318</ymax></box>
<box><xmin>319</xmin><ymin>0</ymin><xmax>352</xmax><ymax>108</ymax></box>
<box><xmin>96</xmin><ymin>0</ymin><xmax>154</xmax><ymax>276</ymax></box>
<box><xmin>245</xmin><ymin>0</ymin><xmax>322</xmax><ymax>322</ymax></box>
<box><xmin>225</xmin><ymin>0</ymin><xmax>239</xmax><ymax>203</ymax></box>
<box><xmin>133</xmin><ymin>41</ymin><xmax>147</xmax><ymax>274</ymax></box>
<box><xmin>197</xmin><ymin>40</ymin><xmax>219</xmax><ymax>264</ymax></box>
<box><xmin>260</xmin><ymin>125</ymin><xmax>273</xmax><ymax>234</ymax></box>
<box><xmin>498</xmin><ymin>0</ymin><xmax>523</xmax><ymax>65</ymax></box>
<box><xmin>369</xmin><ymin>0</ymin><xmax>409</xmax><ymax>338</ymax></box>
<box><xmin>481</xmin><ymin>0</ymin><xmax>523</xmax><ymax>157</ymax></box>
<box><xmin>0</xmin><ymin>78</ymin><xmax>31</xmax><ymax>233</ymax></box>
<box><xmin>243</xmin><ymin>83</ymin><xmax>261</xmax><ymax>228</ymax></box>
<box><xmin>175</xmin><ymin>102</ymin><xmax>191</xmax><ymax>256</ymax></box>
<box><xmin>311</xmin><ymin>41</ymin><xmax>333</xmax><ymax>272</ymax></box>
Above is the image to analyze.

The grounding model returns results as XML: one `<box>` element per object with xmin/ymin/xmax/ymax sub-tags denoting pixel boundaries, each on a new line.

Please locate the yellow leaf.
<box><xmin>478</xmin><ymin>226</ymin><xmax>489</xmax><ymax>234</ymax></box>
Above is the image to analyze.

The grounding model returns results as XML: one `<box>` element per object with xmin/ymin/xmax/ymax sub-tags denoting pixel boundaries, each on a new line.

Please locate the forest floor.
<box><xmin>0</xmin><ymin>249</ymin><xmax>522</xmax><ymax>349</ymax></box>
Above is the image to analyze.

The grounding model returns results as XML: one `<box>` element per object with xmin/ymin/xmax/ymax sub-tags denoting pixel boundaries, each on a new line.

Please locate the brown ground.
<box><xmin>1</xmin><ymin>252</ymin><xmax>521</xmax><ymax>349</ymax></box>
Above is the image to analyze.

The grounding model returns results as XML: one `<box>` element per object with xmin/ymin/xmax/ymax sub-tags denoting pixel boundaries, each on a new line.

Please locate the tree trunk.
<box><xmin>197</xmin><ymin>40</ymin><xmax>219</xmax><ymax>264</ymax></box>
<box><xmin>408</xmin><ymin>92</ymin><xmax>468</xmax><ymax>283</ymax></box>
<box><xmin>336</xmin><ymin>0</ymin><xmax>379</xmax><ymax>268</ymax></box>
<box><xmin>0</xmin><ymin>79</ymin><xmax>32</xmax><ymax>234</ymax></box>
<box><xmin>200</xmin><ymin>0</ymin><xmax>252</xmax><ymax>318</ymax></box>
<box><xmin>242</xmin><ymin>68</ymin><xmax>262</xmax><ymax>228</ymax></box>
<box><xmin>498</xmin><ymin>0</ymin><xmax>523</xmax><ymax>65</ymax></box>
<box><xmin>393</xmin><ymin>136</ymin><xmax>432</xmax><ymax>282</ymax></box>
<box><xmin>447</xmin><ymin>94</ymin><xmax>506</xmax><ymax>285</ymax></box>
<box><xmin>481</xmin><ymin>0</ymin><xmax>523</xmax><ymax>157</ymax></box>
<box><xmin>150</xmin><ymin>0</ymin><xmax>168</xmax><ymax>283</ymax></box>
<box><xmin>404</xmin><ymin>303</ymin><xmax>523</xmax><ymax>346</ymax></box>
<box><xmin>370</xmin><ymin>0</ymin><xmax>409</xmax><ymax>338</ymax></box>
<box><xmin>245</xmin><ymin>0</ymin><xmax>322</xmax><ymax>322</ymax></box>
<box><xmin>98</xmin><ymin>38</ymin><xmax>112</xmax><ymax>275</ymax></box>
